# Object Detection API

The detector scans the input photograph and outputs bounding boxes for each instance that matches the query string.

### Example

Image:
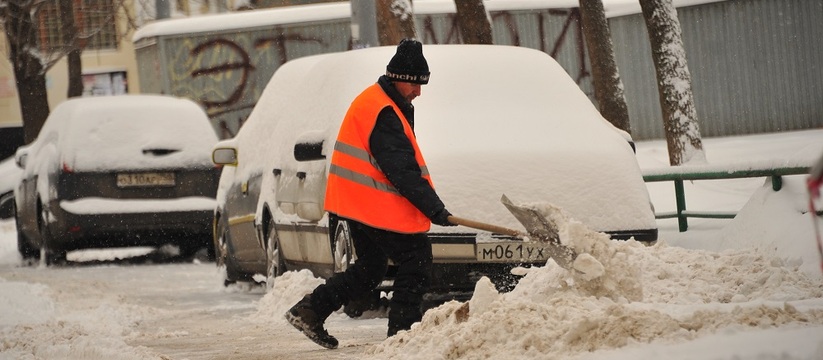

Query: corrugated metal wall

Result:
[610,0,823,139]
[416,8,596,104]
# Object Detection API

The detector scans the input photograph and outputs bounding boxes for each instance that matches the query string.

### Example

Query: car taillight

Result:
[62,162,73,173]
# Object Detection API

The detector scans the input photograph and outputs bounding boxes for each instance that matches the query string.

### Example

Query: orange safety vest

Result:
[324,83,433,233]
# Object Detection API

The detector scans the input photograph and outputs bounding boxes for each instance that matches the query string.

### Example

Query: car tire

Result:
[0,192,14,219]
[15,208,40,262]
[215,228,240,286]
[265,217,285,291]
[17,231,40,262]
[206,236,216,261]
[176,237,210,260]
[332,220,355,273]
[38,206,65,266]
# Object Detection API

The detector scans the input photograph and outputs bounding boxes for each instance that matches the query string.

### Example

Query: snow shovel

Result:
[447,194,578,271]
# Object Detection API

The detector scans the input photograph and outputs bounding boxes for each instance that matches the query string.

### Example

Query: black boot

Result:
[386,303,421,337]
[284,296,339,349]
[387,324,403,338]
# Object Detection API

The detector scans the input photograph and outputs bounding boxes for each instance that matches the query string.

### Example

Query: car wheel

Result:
[38,205,65,266]
[215,228,239,286]
[176,236,210,261]
[333,220,356,273]
[0,192,14,219]
[213,221,226,268]
[265,217,285,291]
[15,207,40,263]
[206,235,216,261]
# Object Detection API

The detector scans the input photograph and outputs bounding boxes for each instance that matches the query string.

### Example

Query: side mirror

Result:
[14,149,28,168]
[212,147,238,166]
[294,141,325,162]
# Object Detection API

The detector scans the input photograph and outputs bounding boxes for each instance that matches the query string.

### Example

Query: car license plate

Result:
[116,172,175,187]
[476,242,552,263]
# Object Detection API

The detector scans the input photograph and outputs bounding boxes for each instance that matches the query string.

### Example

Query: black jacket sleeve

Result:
[370,106,447,221]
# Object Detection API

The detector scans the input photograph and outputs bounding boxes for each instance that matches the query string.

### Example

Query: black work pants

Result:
[308,216,433,331]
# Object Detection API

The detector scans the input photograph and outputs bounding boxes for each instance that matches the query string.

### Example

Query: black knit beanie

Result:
[385,39,430,84]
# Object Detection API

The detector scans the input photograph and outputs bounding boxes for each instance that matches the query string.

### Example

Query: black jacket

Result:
[369,76,447,222]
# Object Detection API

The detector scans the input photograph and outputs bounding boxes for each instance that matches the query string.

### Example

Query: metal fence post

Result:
[674,179,688,232]
[771,175,783,191]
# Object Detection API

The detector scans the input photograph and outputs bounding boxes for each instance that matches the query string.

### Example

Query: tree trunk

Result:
[454,0,492,44]
[60,0,84,98]
[639,0,704,165]
[67,50,83,97]
[3,0,51,143]
[376,0,417,46]
[579,0,631,134]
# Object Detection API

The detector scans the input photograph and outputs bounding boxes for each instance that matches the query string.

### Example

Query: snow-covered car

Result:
[14,95,220,264]
[211,45,658,301]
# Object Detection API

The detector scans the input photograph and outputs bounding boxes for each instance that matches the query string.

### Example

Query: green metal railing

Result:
[642,166,811,232]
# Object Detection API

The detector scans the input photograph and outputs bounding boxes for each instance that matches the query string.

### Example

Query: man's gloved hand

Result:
[431,208,456,226]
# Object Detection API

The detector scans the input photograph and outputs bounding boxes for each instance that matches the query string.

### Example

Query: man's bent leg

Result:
[285,218,388,348]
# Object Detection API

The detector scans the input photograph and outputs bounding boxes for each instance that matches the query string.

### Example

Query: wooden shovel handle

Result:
[447,216,525,238]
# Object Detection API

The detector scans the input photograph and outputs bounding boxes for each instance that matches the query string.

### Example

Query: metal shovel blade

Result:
[500,194,578,271]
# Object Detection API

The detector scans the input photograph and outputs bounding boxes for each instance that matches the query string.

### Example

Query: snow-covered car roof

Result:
[29,95,218,172]
[233,44,655,233]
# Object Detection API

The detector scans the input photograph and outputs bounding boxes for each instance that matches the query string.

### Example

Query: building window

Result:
[83,71,128,96]
[37,0,119,52]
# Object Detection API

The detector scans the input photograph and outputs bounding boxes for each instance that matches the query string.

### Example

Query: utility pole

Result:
[156,0,170,19]
[351,0,379,48]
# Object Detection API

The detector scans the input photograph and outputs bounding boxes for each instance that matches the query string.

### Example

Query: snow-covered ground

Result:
[1,129,822,359]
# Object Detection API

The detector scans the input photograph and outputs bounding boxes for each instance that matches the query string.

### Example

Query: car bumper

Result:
[48,197,215,250]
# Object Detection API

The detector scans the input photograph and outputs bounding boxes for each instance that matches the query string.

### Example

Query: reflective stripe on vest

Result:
[324,83,433,233]
[331,141,430,182]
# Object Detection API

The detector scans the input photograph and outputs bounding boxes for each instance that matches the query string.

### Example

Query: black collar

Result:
[378,75,414,116]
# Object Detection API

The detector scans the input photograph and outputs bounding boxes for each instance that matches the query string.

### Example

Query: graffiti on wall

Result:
[159,9,588,138]
[162,24,351,138]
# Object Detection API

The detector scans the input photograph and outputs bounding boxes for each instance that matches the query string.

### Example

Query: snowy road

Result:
[0,251,390,359]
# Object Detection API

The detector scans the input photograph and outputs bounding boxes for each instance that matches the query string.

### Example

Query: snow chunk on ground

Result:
[251,269,325,325]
